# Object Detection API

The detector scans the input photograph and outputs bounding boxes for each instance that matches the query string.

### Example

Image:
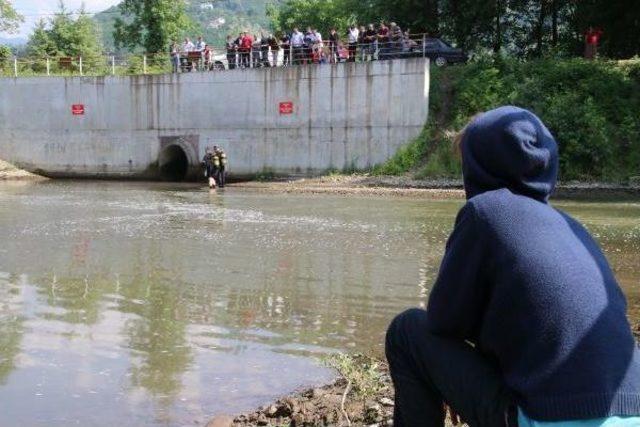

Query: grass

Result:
[325,353,387,400]
[376,57,640,183]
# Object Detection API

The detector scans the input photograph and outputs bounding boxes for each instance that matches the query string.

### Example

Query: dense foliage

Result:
[377,58,640,183]
[0,0,22,34]
[25,3,103,67]
[95,0,284,52]
[113,0,194,54]
[271,0,640,59]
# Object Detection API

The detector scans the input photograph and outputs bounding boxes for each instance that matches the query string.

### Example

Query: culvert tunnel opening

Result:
[158,145,189,181]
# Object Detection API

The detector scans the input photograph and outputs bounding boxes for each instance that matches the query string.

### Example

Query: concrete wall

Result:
[0,58,429,179]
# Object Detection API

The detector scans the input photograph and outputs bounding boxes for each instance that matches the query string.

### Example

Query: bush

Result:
[379,58,640,183]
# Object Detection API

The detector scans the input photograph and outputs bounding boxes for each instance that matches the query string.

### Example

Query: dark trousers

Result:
[205,165,217,179]
[239,51,249,68]
[261,49,270,67]
[293,47,305,65]
[385,309,517,427]
[227,53,236,70]
[348,42,357,62]
[216,167,226,187]
[283,48,290,65]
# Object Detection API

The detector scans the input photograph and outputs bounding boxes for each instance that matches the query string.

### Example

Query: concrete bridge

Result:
[0,58,429,180]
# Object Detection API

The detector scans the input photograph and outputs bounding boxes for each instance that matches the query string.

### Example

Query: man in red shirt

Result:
[239,31,253,68]
[584,27,603,60]
[378,22,390,60]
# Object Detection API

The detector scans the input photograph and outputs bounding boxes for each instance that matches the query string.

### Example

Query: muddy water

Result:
[0,181,638,426]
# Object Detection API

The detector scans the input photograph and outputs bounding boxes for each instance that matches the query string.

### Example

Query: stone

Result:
[256,413,269,426]
[267,405,278,416]
[311,388,326,399]
[379,397,394,407]
[291,413,305,426]
[205,415,234,427]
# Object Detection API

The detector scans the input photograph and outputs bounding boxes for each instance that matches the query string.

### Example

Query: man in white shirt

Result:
[183,38,195,52]
[290,28,304,65]
[347,25,359,62]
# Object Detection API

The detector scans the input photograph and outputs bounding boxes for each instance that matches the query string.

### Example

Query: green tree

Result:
[0,0,23,34]
[113,0,194,53]
[269,0,359,34]
[26,19,58,57]
[25,2,103,71]
[570,0,640,59]
[0,44,11,62]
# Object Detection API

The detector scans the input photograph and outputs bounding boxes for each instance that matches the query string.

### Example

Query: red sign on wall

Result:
[71,104,85,115]
[279,101,294,115]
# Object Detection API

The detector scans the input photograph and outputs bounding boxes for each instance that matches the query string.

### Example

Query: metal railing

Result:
[0,34,433,78]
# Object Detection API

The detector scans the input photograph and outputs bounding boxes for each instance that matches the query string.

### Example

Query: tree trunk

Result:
[536,0,546,56]
[494,0,502,53]
[429,0,440,35]
[551,0,558,46]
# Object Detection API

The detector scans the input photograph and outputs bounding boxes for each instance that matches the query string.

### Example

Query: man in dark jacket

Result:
[202,147,217,188]
[385,106,640,427]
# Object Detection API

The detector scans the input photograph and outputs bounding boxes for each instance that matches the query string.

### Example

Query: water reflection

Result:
[0,181,637,426]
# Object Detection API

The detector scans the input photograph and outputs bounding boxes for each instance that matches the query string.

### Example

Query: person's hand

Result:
[443,403,461,425]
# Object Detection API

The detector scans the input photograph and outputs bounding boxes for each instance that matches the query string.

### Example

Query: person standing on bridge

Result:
[385,106,640,427]
[347,25,359,62]
[170,41,180,73]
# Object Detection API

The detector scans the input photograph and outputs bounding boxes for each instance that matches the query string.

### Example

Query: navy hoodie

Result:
[425,106,640,420]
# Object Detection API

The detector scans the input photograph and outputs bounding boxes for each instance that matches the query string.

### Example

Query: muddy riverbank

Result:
[0,160,46,181]
[223,322,640,427]
[232,175,640,200]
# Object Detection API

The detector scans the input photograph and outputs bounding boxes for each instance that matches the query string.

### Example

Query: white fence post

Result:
[111,56,115,75]
[13,57,17,77]
[79,56,83,76]
[249,49,253,68]
[143,54,147,74]
[46,58,50,76]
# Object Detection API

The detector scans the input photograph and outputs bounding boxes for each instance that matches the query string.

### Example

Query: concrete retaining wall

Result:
[0,58,429,179]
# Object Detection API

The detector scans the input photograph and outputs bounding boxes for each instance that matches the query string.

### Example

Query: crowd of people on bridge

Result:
[170,21,421,72]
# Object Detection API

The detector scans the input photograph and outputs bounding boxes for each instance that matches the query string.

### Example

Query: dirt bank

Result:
[0,160,45,181]
[232,175,465,198]
[207,355,400,427]
[231,174,640,200]
[209,325,640,427]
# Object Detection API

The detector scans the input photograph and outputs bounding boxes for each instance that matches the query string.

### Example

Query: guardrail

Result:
[0,34,435,78]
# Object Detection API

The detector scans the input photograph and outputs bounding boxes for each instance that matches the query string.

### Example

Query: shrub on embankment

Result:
[376,58,640,183]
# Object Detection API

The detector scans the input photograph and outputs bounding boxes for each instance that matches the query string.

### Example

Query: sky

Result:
[7,0,121,38]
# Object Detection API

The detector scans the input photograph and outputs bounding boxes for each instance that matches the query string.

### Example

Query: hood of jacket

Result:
[461,106,558,202]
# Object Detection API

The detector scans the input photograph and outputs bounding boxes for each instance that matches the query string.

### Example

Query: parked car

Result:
[409,37,468,66]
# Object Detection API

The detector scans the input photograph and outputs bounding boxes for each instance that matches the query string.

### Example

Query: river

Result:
[0,181,638,426]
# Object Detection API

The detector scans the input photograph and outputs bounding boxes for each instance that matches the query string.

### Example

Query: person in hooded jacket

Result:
[385,106,640,427]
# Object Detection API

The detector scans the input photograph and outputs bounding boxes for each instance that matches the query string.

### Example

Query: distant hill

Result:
[0,36,27,47]
[94,0,283,53]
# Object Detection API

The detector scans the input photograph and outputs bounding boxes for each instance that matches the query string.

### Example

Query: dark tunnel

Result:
[158,145,189,181]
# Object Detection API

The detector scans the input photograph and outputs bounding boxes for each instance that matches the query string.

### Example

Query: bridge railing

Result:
[0,34,433,78]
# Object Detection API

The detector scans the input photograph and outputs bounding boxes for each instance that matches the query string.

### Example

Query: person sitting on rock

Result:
[385,106,640,427]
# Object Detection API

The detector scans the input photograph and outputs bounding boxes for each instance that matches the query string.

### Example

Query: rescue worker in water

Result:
[213,145,227,188]
[202,147,217,188]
